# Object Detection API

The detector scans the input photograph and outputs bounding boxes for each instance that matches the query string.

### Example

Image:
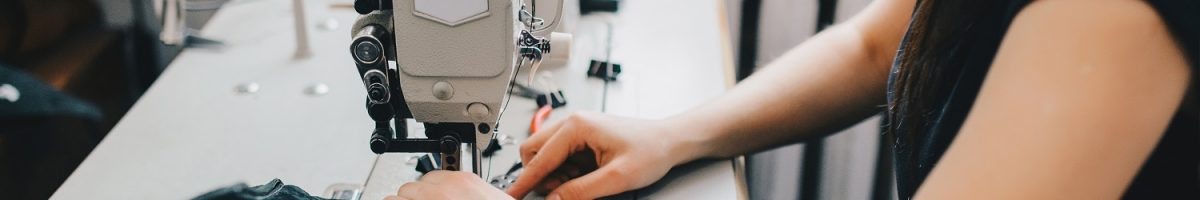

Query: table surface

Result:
[52,0,740,199]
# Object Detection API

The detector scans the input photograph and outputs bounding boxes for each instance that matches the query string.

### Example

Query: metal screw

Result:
[236,82,260,94]
[306,82,329,96]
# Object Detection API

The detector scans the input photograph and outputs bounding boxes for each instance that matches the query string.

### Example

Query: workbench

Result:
[52,0,742,199]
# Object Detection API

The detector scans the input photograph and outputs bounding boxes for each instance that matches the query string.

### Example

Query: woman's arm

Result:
[677,0,915,159]
[916,1,1191,199]
[507,1,917,199]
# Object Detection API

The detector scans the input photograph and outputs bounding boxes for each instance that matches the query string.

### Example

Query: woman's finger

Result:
[417,170,467,185]
[535,173,569,194]
[506,129,580,199]
[534,162,586,193]
[521,118,568,165]
[549,159,637,200]
[396,181,435,199]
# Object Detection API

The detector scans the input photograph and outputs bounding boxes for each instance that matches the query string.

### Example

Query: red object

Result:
[530,105,553,134]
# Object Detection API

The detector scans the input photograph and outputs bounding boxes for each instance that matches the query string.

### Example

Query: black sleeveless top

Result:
[886,1,1199,199]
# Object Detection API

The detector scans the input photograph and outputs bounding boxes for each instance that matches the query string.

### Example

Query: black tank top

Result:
[886,1,1199,199]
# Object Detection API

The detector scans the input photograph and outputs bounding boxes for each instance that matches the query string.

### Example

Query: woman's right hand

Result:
[505,111,706,200]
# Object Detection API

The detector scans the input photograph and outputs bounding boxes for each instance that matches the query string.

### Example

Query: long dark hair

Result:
[886,0,1026,196]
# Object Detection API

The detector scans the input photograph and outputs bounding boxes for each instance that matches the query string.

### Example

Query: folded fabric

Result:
[193,179,325,200]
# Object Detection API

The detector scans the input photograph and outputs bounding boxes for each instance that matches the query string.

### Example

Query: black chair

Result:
[0,65,104,200]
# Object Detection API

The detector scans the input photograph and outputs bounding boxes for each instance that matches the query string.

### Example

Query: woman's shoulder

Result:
[1018,0,1198,57]
[1018,0,1170,32]
[1009,0,1191,69]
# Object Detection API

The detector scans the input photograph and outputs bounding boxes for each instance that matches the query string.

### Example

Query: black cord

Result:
[600,22,614,112]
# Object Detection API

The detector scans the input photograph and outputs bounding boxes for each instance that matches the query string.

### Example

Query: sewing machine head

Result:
[348,0,569,175]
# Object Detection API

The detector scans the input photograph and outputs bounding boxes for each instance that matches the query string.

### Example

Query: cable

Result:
[485,154,493,179]
[600,21,614,112]
[362,154,383,187]
[497,56,528,129]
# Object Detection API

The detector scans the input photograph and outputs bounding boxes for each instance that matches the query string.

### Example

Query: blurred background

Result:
[0,0,223,198]
[0,0,889,199]
[725,1,887,200]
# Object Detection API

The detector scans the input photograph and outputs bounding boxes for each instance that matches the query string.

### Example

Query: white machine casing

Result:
[390,0,562,150]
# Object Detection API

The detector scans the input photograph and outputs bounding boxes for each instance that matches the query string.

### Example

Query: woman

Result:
[389,0,1198,199]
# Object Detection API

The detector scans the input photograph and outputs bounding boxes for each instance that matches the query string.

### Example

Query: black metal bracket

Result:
[586,59,621,81]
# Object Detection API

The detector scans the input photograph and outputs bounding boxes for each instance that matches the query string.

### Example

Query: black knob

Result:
[351,25,389,69]
[370,137,387,154]
[367,85,387,101]
[366,100,394,121]
[439,136,459,154]
[354,40,382,64]
[354,0,392,14]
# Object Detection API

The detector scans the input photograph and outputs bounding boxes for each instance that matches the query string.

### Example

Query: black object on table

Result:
[193,179,324,200]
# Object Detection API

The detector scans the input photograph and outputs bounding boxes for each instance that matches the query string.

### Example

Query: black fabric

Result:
[1123,1,1200,199]
[1,64,105,199]
[193,179,326,200]
[886,1,1200,199]
[0,66,101,120]
[1,0,26,57]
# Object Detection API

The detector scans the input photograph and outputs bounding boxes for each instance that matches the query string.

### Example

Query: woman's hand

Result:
[386,170,513,200]
[506,111,704,200]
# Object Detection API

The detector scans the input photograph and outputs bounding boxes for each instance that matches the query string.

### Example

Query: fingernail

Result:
[548,194,561,200]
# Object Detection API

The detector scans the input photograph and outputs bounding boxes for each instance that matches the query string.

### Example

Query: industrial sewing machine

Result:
[348,0,570,176]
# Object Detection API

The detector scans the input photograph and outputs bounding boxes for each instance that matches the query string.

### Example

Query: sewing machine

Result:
[52,0,740,199]
[348,0,570,175]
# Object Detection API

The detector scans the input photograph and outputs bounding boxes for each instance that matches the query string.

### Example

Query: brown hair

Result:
[887,0,1025,194]
[888,0,956,148]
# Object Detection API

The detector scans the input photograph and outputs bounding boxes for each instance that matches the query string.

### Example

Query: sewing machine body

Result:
[350,0,566,175]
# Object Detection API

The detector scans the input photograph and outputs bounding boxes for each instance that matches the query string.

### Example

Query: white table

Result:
[53,0,741,199]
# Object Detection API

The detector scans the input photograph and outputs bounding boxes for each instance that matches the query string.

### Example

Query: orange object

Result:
[530,105,553,134]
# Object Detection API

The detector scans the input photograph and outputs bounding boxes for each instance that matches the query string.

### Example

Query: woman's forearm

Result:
[672,26,886,159]
[667,0,914,160]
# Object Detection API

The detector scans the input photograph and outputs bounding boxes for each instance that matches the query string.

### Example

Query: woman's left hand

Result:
[385,170,514,200]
